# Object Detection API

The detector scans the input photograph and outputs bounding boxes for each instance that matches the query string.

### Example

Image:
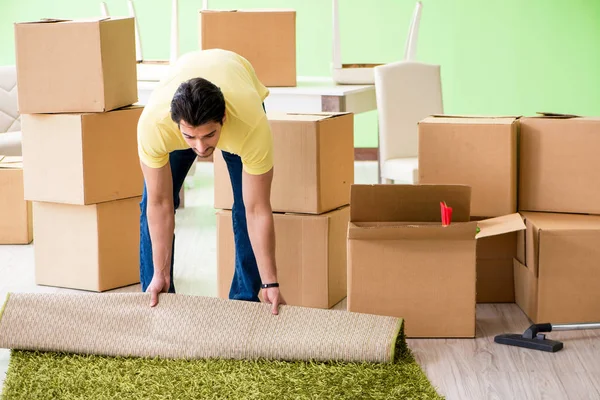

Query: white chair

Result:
[374,61,443,184]
[0,65,22,156]
[373,1,443,184]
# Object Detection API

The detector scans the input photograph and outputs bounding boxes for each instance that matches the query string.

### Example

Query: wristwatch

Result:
[261,282,279,289]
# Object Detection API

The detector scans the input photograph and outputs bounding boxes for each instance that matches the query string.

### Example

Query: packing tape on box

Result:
[0,292,403,363]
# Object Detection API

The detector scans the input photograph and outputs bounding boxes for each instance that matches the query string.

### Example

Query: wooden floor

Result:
[1,162,599,400]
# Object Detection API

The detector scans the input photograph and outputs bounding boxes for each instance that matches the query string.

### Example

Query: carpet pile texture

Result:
[0,293,443,399]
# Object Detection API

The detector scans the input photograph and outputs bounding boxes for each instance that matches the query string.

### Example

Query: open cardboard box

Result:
[347,184,525,338]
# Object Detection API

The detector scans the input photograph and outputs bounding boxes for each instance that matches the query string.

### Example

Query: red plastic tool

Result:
[440,202,453,226]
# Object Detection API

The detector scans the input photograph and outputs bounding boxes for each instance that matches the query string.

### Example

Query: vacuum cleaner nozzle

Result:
[494,333,563,352]
[495,323,563,352]
[496,321,600,352]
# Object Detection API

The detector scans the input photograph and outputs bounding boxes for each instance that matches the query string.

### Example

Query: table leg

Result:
[321,95,346,112]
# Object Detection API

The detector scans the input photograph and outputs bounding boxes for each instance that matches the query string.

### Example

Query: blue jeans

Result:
[139,149,262,302]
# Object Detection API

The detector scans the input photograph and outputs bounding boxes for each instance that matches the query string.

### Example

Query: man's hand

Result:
[146,273,170,307]
[262,287,286,315]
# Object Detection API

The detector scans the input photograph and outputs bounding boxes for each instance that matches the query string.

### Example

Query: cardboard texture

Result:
[217,206,349,309]
[214,112,354,214]
[515,211,600,324]
[0,156,32,244]
[33,197,141,292]
[519,116,600,214]
[199,10,296,87]
[418,116,518,217]
[21,106,144,205]
[475,226,518,303]
[14,17,138,113]
[347,184,525,338]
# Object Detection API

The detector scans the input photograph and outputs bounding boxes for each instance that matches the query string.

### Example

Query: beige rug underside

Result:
[0,293,402,363]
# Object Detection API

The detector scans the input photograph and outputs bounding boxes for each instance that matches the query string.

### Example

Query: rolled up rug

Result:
[0,292,402,363]
[0,292,443,399]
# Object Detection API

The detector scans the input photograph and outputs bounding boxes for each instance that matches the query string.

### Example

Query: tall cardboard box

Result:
[21,106,144,205]
[199,10,296,87]
[33,197,141,292]
[0,156,32,244]
[347,184,525,338]
[514,211,600,324]
[214,112,354,214]
[418,116,518,218]
[14,17,138,113]
[217,206,349,309]
[519,115,600,214]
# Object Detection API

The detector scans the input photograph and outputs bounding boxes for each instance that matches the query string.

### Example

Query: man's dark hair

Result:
[170,78,226,127]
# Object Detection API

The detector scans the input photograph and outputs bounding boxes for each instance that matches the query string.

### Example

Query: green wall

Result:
[2,0,600,147]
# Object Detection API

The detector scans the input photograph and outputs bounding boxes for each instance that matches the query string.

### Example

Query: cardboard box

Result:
[21,106,144,205]
[217,206,349,309]
[199,10,296,87]
[214,112,354,214]
[418,116,518,218]
[33,197,141,292]
[519,115,600,214]
[514,211,600,324]
[0,156,32,244]
[347,184,525,338]
[476,231,517,303]
[14,17,137,113]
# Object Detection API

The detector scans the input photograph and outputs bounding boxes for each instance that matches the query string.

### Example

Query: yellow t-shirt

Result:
[137,49,273,175]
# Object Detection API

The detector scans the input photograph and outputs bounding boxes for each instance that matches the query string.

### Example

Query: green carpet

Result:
[2,325,443,400]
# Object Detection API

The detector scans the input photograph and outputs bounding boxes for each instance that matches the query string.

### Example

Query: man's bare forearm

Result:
[147,201,174,277]
[246,207,278,284]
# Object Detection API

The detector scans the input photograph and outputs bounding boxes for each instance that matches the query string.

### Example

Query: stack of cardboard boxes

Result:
[15,17,143,292]
[345,115,527,338]
[414,113,600,327]
[515,115,600,324]
[418,116,520,303]
[214,112,355,309]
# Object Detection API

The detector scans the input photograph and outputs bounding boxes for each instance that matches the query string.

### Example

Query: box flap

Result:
[519,211,600,230]
[348,221,477,240]
[0,156,23,169]
[115,104,145,112]
[429,114,521,119]
[421,115,520,125]
[475,213,525,239]
[17,17,111,25]
[201,9,295,13]
[350,184,471,223]
[16,18,71,24]
[267,112,349,122]
[535,112,581,119]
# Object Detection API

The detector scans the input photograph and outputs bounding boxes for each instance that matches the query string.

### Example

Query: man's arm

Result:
[242,167,285,314]
[141,161,175,307]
